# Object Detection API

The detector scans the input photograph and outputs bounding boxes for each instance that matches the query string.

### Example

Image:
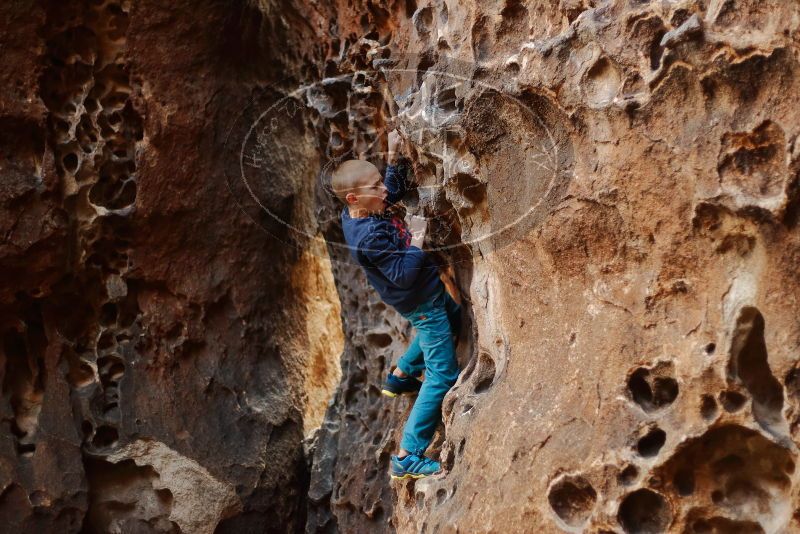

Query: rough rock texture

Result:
[3,0,800,533]
[0,0,343,532]
[303,1,800,533]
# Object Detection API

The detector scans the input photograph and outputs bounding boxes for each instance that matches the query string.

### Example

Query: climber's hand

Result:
[388,130,403,163]
[406,214,427,248]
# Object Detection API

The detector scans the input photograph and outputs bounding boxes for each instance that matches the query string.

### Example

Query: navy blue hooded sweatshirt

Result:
[341,162,443,314]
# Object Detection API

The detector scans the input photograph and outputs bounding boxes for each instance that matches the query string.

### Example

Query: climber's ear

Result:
[345,191,359,205]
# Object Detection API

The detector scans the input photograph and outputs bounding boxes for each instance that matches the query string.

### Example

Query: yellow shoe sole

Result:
[382,389,419,398]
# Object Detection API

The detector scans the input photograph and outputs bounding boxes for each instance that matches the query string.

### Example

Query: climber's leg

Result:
[397,291,460,378]
[399,291,459,456]
[396,334,425,378]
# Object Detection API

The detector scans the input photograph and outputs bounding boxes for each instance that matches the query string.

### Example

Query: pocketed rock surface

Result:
[2,0,800,533]
[0,1,343,532]
[306,1,800,533]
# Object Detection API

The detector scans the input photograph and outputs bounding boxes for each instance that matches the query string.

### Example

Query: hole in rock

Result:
[655,425,793,530]
[413,6,433,36]
[673,469,695,496]
[84,97,99,113]
[471,16,491,63]
[102,362,125,385]
[727,307,783,432]
[117,179,137,205]
[711,453,744,475]
[372,505,384,523]
[547,476,597,528]
[498,0,528,46]
[618,489,672,534]
[62,152,79,173]
[54,118,70,134]
[155,488,173,506]
[719,390,746,412]
[473,352,496,394]
[435,86,460,115]
[637,427,666,457]
[96,113,115,137]
[705,343,716,355]
[3,326,44,456]
[106,3,125,16]
[785,365,800,400]
[81,420,94,438]
[670,9,691,27]
[17,442,35,456]
[96,331,116,352]
[649,31,666,70]
[416,490,425,510]
[9,420,25,438]
[451,172,487,207]
[627,363,678,412]
[103,405,121,423]
[91,425,119,448]
[689,516,764,533]
[100,303,118,325]
[69,360,96,388]
[415,50,436,88]
[365,332,392,348]
[618,464,639,486]
[100,91,129,110]
[700,394,718,420]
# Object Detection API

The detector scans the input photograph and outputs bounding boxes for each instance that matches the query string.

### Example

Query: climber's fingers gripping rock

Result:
[387,128,405,163]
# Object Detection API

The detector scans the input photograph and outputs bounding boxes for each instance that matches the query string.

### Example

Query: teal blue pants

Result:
[396,289,461,456]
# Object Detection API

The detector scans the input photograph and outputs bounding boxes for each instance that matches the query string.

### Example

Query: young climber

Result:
[331,130,461,479]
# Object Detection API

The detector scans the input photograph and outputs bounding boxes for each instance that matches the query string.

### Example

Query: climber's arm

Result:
[384,130,412,204]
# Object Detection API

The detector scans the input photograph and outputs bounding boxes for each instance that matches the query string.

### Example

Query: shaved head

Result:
[331,159,380,202]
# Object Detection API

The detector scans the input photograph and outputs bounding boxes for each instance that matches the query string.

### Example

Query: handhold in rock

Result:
[660,14,703,48]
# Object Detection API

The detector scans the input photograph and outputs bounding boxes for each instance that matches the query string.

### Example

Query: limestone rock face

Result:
[304,1,800,533]
[3,0,800,533]
[0,0,342,532]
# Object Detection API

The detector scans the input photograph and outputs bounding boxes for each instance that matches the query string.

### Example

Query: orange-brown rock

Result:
[305,1,800,533]
[2,0,799,533]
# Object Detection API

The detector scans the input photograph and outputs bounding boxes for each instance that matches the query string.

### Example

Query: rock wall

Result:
[304,1,800,533]
[0,0,343,532]
[2,0,800,533]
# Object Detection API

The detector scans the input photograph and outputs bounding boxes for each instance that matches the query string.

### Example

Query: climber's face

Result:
[346,168,388,215]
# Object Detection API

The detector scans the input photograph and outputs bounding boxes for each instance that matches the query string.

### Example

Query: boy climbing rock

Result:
[331,130,461,479]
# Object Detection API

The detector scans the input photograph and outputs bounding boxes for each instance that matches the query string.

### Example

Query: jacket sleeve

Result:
[360,228,427,289]
[384,158,412,205]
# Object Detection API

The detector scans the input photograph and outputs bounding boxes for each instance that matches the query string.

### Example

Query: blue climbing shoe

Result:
[381,372,422,398]
[390,454,441,479]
